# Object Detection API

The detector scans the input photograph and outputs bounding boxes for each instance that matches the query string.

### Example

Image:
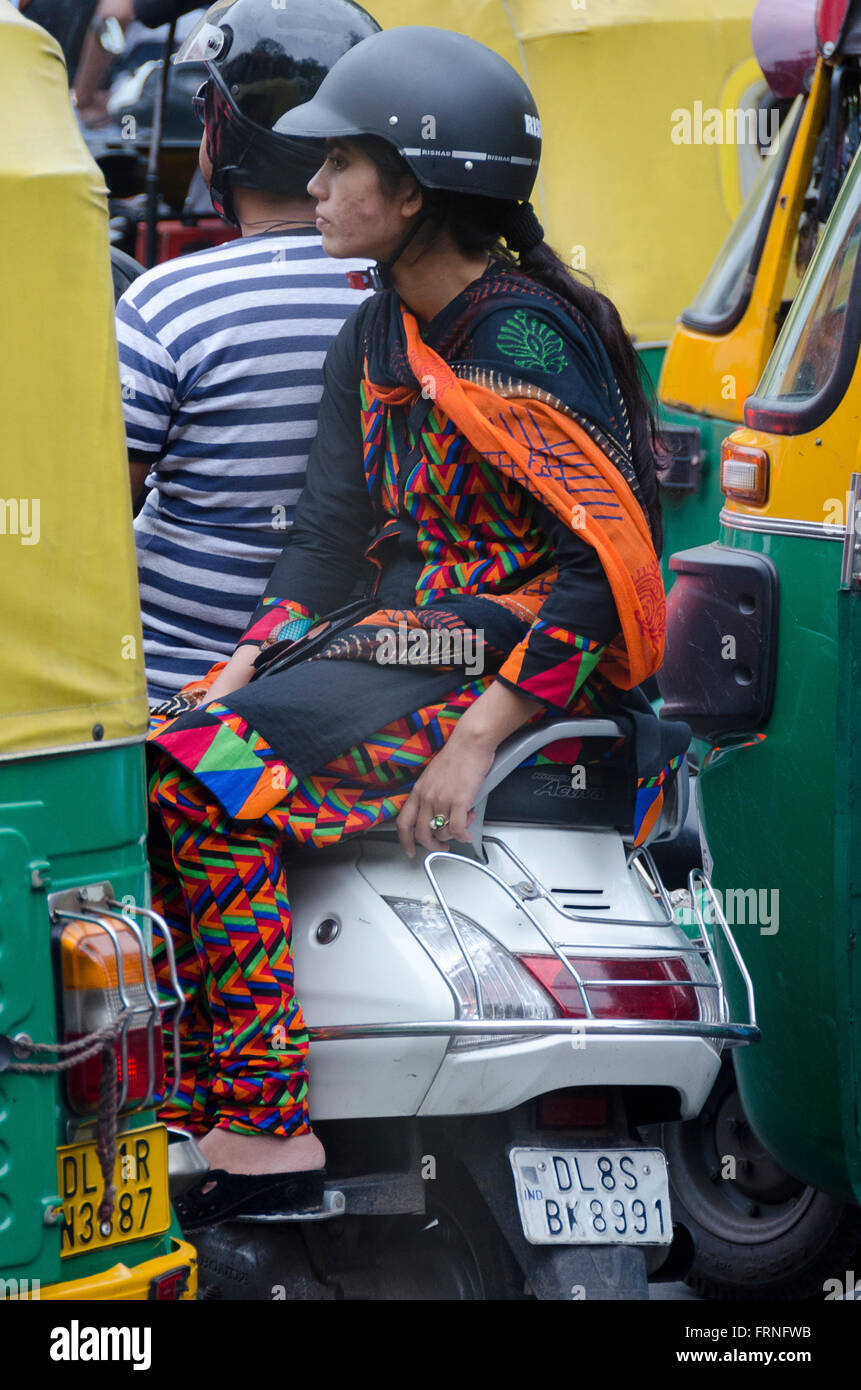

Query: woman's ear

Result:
[399,180,425,223]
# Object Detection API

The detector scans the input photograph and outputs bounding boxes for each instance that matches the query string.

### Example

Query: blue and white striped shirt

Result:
[115,231,371,702]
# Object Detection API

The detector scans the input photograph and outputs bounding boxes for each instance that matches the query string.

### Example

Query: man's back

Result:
[116,231,371,702]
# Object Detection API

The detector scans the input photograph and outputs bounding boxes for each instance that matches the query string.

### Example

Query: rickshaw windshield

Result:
[682,96,802,334]
[748,143,861,431]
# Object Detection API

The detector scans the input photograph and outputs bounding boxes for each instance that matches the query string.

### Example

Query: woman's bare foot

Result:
[198,1126,325,1176]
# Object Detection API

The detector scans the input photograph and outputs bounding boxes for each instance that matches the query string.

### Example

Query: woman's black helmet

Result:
[175,0,380,225]
[273,25,542,204]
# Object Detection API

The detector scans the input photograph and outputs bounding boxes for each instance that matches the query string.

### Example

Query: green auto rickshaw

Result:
[658,5,861,1297]
[0,1,195,1301]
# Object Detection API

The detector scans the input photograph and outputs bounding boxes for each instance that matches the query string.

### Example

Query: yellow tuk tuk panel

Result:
[0,6,148,759]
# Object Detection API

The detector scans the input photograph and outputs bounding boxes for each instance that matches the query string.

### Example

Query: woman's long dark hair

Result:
[357,134,665,555]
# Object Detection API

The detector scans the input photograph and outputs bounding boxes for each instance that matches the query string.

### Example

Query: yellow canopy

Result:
[371,0,763,341]
[0,1,148,759]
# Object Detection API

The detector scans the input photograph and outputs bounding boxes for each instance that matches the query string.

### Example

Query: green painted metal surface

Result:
[0,742,175,1289]
[698,525,854,1199]
[834,586,861,1207]
[657,406,736,594]
[635,344,734,601]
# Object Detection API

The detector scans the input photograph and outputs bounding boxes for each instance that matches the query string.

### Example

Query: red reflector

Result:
[345,268,375,290]
[519,956,699,1022]
[67,1026,165,1111]
[148,1267,189,1301]
[539,1089,609,1128]
[816,0,852,47]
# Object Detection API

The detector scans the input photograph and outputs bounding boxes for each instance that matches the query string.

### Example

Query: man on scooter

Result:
[115,0,380,705]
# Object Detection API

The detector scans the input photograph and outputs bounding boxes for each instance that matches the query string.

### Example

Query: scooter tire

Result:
[419,1162,529,1301]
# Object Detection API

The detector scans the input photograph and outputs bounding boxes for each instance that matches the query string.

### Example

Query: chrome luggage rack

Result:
[47,881,184,1118]
[307,837,759,1047]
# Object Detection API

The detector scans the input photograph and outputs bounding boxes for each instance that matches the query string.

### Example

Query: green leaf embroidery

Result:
[496,309,567,375]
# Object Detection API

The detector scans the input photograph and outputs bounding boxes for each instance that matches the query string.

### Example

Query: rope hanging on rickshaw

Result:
[2,1010,133,1230]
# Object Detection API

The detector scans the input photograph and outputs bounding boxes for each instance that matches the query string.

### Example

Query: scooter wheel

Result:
[410,1162,528,1301]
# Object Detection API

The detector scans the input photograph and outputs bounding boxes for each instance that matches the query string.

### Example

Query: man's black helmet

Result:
[175,0,380,225]
[273,26,542,204]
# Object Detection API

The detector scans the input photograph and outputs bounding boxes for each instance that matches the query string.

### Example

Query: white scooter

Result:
[166,714,758,1301]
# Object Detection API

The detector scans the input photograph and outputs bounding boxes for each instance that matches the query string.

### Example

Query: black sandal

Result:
[174,1167,326,1233]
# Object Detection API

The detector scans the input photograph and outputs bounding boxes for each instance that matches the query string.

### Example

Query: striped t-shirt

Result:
[115,231,371,702]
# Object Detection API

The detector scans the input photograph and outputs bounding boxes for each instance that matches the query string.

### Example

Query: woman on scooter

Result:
[151,25,677,1230]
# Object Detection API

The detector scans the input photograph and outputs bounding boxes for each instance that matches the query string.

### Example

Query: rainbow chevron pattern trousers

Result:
[148,679,491,1135]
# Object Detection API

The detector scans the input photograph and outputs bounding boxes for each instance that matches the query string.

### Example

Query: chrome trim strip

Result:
[840,472,861,589]
[719,508,846,540]
[307,1019,759,1044]
[0,732,146,764]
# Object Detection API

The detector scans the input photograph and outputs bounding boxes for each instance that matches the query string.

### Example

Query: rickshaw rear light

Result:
[59,918,164,1114]
[720,440,770,505]
[148,1267,190,1301]
[816,0,853,49]
[519,955,700,1022]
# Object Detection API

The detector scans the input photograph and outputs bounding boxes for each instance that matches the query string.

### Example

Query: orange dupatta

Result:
[400,307,665,690]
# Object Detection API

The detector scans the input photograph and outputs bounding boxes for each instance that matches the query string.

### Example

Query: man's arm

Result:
[72,0,135,120]
[115,290,178,503]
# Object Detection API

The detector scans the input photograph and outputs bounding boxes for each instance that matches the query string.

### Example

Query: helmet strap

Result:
[375,210,433,290]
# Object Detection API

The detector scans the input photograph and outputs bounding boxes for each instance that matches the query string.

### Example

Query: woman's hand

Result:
[397,680,543,858]
[397,728,496,858]
[201,645,260,706]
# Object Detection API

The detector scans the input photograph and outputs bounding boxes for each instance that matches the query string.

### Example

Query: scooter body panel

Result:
[289,824,723,1124]
[287,847,452,1120]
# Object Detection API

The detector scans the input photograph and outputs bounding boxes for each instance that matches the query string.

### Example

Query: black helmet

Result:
[273,25,542,204]
[175,0,380,225]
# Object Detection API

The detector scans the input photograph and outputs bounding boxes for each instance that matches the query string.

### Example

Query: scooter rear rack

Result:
[306,838,759,1047]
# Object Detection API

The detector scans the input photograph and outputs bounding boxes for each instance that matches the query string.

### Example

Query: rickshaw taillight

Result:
[816,0,853,49]
[59,918,164,1114]
[720,440,770,506]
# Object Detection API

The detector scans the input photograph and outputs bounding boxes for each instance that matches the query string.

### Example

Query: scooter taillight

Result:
[59,918,164,1114]
[518,956,700,1022]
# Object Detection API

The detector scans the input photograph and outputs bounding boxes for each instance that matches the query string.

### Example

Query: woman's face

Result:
[308,140,422,261]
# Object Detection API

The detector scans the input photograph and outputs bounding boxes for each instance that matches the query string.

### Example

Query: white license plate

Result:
[509,1146,672,1246]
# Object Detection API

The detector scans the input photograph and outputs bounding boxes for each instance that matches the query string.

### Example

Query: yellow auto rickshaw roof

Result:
[0,2,147,760]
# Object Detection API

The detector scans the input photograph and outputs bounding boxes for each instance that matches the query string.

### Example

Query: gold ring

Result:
[430,814,449,831]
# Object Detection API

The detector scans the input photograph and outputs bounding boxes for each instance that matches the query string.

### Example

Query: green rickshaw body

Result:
[0,3,193,1299]
[660,135,861,1203]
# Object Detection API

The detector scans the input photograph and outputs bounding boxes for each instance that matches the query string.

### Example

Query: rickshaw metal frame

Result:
[47,883,184,1122]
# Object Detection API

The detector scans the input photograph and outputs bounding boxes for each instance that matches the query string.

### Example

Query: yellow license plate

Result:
[57,1123,170,1259]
